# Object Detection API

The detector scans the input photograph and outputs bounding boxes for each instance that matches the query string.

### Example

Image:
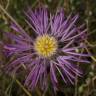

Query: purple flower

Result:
[3,7,89,91]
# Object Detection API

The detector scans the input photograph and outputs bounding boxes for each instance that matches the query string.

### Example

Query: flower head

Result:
[3,7,89,91]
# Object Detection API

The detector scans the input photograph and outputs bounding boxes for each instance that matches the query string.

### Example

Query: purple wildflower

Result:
[3,7,89,91]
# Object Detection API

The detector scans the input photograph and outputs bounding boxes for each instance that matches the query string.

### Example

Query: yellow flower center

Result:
[34,34,58,58]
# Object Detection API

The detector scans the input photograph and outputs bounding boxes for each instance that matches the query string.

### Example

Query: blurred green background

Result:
[0,0,96,96]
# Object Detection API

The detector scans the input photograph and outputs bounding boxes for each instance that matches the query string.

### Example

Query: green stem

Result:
[16,79,32,96]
